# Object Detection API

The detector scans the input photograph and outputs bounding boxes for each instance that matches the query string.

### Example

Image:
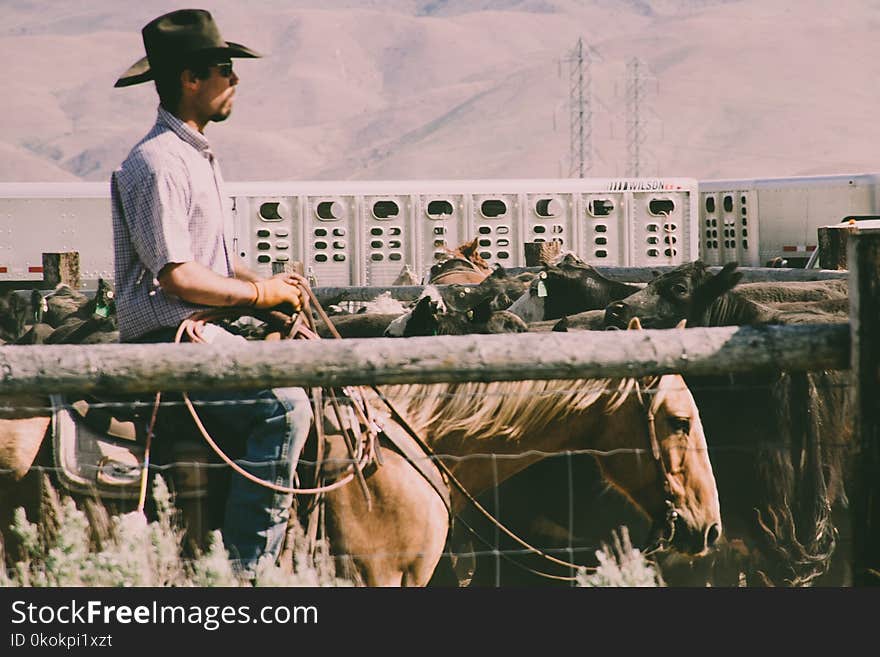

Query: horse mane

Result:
[380,377,639,444]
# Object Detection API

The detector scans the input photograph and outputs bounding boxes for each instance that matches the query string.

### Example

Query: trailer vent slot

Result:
[536,198,562,217]
[588,199,614,217]
[649,199,675,216]
[480,200,507,218]
[427,200,454,218]
[259,202,283,221]
[372,201,400,219]
[316,201,345,221]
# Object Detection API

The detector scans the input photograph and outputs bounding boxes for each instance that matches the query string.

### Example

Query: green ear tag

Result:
[537,280,548,297]
[94,304,110,318]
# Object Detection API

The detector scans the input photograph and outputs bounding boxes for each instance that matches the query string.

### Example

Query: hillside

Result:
[2,0,878,183]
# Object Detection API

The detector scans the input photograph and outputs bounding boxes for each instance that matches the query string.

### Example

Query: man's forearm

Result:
[233,257,262,283]
[158,261,256,307]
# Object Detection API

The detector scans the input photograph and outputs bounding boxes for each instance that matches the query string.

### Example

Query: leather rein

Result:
[136,293,381,511]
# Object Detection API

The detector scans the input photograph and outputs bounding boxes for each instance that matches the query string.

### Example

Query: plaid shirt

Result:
[112,106,235,341]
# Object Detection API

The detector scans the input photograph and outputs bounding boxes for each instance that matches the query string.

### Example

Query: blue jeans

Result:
[141,326,313,575]
[215,386,312,574]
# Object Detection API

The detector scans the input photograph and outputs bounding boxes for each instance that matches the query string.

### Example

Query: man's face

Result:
[192,60,238,124]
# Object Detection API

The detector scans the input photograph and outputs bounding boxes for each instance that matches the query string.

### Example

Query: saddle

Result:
[47,387,394,503]
[49,393,209,502]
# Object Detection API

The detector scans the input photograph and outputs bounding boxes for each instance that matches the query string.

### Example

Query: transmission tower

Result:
[625,57,649,177]
[566,37,594,178]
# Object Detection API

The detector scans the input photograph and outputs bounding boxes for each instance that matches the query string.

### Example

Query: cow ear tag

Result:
[537,280,548,297]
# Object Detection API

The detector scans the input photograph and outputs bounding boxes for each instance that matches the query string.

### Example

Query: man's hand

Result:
[250,273,308,310]
[158,262,311,310]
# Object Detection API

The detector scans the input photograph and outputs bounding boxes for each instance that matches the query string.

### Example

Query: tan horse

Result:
[318,369,722,586]
[0,394,53,562]
[0,371,721,587]
[0,329,721,587]
[426,237,493,285]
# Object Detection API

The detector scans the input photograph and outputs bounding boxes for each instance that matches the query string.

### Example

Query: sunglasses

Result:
[214,62,234,78]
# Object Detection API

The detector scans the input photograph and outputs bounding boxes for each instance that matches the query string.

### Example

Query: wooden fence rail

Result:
[0,324,849,396]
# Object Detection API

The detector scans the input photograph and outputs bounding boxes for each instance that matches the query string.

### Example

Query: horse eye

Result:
[669,417,690,434]
[671,283,688,297]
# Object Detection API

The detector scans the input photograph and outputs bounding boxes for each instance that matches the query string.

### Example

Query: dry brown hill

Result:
[2,1,878,183]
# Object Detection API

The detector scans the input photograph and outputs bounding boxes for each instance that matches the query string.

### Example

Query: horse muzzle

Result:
[646,507,722,558]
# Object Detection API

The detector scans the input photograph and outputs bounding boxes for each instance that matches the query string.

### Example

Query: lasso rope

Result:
[135,296,373,511]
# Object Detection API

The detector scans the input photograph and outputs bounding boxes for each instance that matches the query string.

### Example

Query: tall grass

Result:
[2,478,663,588]
[577,527,665,587]
[1,476,350,587]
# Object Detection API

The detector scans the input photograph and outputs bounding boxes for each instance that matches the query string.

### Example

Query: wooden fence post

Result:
[524,240,562,267]
[850,231,880,586]
[42,252,81,289]
[818,225,854,270]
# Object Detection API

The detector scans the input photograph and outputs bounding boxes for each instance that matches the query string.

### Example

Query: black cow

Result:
[603,261,847,329]
[507,253,640,323]
[385,265,535,337]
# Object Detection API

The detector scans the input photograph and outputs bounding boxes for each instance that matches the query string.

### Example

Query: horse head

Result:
[424,238,493,285]
[594,317,723,557]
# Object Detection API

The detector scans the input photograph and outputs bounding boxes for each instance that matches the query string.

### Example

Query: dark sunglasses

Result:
[214,62,234,78]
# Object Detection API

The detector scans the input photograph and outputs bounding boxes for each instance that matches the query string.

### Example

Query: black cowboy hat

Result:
[114,9,261,88]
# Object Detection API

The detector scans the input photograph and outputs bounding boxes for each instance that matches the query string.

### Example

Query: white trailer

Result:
[0,177,699,288]
[8,172,875,289]
[698,173,880,267]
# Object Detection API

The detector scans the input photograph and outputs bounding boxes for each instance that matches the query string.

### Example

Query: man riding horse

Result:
[112,9,312,578]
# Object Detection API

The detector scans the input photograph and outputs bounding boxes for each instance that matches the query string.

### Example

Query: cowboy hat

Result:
[114,9,261,88]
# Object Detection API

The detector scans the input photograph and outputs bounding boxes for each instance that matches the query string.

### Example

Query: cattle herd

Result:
[0,250,855,586]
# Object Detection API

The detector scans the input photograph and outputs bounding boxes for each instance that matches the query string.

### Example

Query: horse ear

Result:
[627,317,643,330]
[490,264,508,278]
[716,262,743,290]
[675,319,687,329]
[460,237,479,257]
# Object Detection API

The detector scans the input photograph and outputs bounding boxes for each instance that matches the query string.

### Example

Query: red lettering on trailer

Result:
[28,266,43,273]
[782,246,798,252]
[0,267,7,273]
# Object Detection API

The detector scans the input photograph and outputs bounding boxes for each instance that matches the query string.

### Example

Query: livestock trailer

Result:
[1,172,877,289]
[698,172,880,267]
[0,178,699,288]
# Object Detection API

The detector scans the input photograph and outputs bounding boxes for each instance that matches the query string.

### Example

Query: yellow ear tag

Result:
[537,280,548,297]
